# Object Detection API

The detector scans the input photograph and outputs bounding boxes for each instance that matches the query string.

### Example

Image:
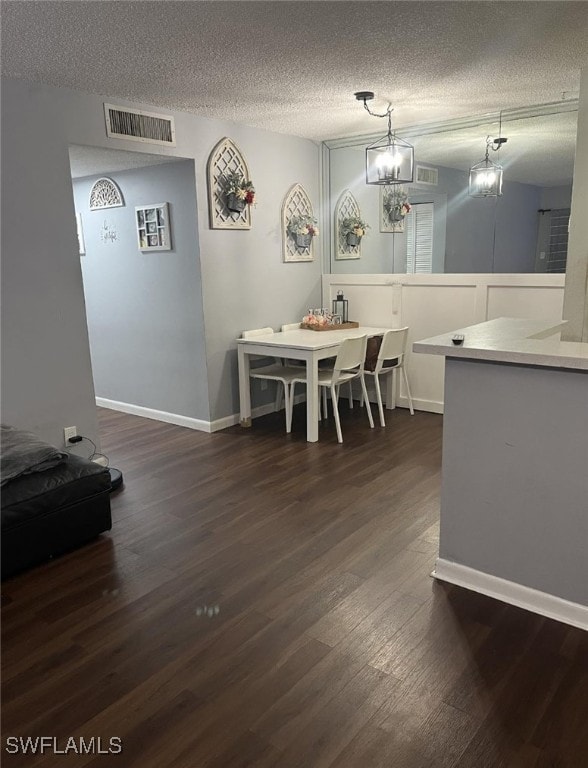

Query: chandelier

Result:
[469,112,507,198]
[354,91,414,185]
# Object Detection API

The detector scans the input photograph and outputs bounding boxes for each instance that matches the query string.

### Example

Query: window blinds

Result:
[406,202,434,273]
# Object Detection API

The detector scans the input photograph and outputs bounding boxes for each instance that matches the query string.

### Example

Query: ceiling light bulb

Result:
[376,150,401,181]
[477,171,496,189]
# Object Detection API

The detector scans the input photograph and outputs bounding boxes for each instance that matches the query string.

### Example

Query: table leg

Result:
[238,345,252,427]
[306,355,320,442]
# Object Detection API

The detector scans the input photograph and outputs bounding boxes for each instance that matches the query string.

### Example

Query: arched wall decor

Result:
[207,137,252,230]
[335,189,362,260]
[89,177,124,210]
[380,185,410,233]
[281,183,315,263]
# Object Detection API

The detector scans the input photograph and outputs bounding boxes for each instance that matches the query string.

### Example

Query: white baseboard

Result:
[96,397,213,432]
[96,392,440,435]
[353,384,443,415]
[396,396,443,414]
[209,392,311,432]
[96,397,297,434]
[432,558,588,631]
[209,401,278,432]
[209,413,240,432]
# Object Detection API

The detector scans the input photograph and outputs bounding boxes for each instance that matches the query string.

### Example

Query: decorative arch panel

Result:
[281,183,315,263]
[89,177,124,210]
[335,189,362,260]
[207,137,252,229]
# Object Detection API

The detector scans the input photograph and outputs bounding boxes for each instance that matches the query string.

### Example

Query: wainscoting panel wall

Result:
[486,284,566,322]
[401,283,478,411]
[323,274,565,413]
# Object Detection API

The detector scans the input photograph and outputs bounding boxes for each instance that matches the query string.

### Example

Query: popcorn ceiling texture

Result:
[68,145,185,179]
[2,1,587,141]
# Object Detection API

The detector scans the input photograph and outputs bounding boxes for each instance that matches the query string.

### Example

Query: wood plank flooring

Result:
[2,404,587,767]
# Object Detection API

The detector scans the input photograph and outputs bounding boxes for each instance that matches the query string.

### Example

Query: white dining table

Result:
[237,326,392,442]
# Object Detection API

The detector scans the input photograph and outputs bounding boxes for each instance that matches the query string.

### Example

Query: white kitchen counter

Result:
[412,316,588,630]
[413,317,588,370]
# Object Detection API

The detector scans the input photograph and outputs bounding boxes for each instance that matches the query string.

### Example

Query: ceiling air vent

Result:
[416,165,438,186]
[104,103,176,147]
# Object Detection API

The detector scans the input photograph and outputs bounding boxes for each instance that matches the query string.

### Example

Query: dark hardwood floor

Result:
[2,404,587,767]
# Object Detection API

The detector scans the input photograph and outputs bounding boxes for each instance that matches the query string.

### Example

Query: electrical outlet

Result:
[64,426,77,444]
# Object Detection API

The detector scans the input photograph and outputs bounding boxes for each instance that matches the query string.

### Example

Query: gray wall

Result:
[329,147,541,274]
[1,78,322,444]
[440,358,588,606]
[73,161,210,420]
[490,178,541,273]
[443,166,541,273]
[1,80,98,447]
[540,185,572,210]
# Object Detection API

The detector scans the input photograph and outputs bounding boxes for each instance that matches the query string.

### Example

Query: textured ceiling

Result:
[2,1,587,141]
[68,145,187,179]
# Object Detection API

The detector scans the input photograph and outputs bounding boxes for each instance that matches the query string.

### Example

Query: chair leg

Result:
[348,381,353,409]
[318,385,322,421]
[283,383,292,433]
[287,382,295,432]
[331,384,343,443]
[322,387,328,419]
[359,374,374,428]
[402,366,415,415]
[274,381,283,412]
[317,384,324,423]
[374,374,386,427]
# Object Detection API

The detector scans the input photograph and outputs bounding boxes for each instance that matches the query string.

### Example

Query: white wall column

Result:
[563,66,588,342]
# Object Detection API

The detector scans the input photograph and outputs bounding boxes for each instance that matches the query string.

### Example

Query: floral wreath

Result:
[341,215,370,238]
[383,187,411,219]
[224,171,256,206]
[287,214,319,238]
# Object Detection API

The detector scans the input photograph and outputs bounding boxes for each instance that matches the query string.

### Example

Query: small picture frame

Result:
[135,203,171,251]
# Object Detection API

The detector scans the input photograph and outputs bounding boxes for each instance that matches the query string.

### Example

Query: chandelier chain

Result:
[361,100,394,137]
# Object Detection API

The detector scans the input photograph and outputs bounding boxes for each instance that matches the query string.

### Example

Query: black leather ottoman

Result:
[1,454,112,579]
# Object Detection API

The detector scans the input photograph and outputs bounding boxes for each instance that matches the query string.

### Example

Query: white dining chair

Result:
[284,322,354,416]
[241,327,303,433]
[281,323,353,421]
[281,322,327,419]
[289,335,374,443]
[361,327,414,426]
[280,323,306,368]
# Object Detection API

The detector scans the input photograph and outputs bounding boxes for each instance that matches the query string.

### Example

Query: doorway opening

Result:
[68,144,207,458]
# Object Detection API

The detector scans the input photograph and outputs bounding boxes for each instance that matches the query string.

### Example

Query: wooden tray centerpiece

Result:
[300,321,359,332]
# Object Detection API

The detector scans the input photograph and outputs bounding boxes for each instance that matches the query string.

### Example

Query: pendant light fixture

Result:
[469,114,508,198]
[355,91,414,185]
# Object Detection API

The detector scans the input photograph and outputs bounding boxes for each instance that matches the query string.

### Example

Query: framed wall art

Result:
[135,203,171,251]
